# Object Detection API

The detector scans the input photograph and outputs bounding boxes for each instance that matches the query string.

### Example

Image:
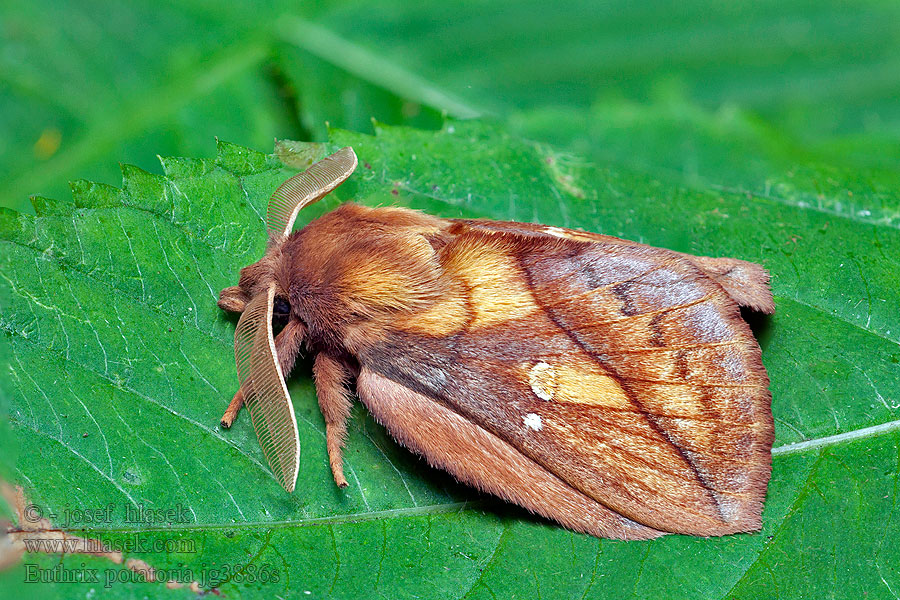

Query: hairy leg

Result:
[313,353,353,488]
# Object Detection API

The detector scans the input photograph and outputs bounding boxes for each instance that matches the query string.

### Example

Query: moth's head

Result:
[217,253,282,314]
[216,147,359,494]
[217,146,359,316]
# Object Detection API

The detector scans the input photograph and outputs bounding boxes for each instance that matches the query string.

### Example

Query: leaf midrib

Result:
[19,501,481,534]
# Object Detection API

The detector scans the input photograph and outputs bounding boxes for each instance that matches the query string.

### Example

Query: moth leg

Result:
[220,389,245,429]
[220,318,306,428]
[313,353,352,488]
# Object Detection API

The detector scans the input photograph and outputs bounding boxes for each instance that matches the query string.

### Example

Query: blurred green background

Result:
[4,0,900,213]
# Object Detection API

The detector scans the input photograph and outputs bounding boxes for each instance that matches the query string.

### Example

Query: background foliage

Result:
[1,1,899,598]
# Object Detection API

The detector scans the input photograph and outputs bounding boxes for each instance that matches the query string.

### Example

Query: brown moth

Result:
[217,147,775,540]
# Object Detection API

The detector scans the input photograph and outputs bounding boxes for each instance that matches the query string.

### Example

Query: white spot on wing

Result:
[528,361,556,401]
[523,413,543,431]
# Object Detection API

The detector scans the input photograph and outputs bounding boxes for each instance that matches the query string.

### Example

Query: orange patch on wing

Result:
[396,292,470,336]
[444,238,538,329]
[522,355,632,410]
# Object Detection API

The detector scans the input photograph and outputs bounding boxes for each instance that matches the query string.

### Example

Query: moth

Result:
[217,147,775,540]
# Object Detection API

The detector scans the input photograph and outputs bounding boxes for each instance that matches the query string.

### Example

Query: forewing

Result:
[359,226,774,536]
[234,284,300,491]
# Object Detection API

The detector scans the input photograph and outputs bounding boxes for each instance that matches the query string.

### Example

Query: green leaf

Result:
[0,1,297,212]
[2,121,898,599]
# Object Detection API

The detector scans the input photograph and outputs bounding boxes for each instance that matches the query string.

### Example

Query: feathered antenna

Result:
[266,146,358,245]
[233,284,300,491]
